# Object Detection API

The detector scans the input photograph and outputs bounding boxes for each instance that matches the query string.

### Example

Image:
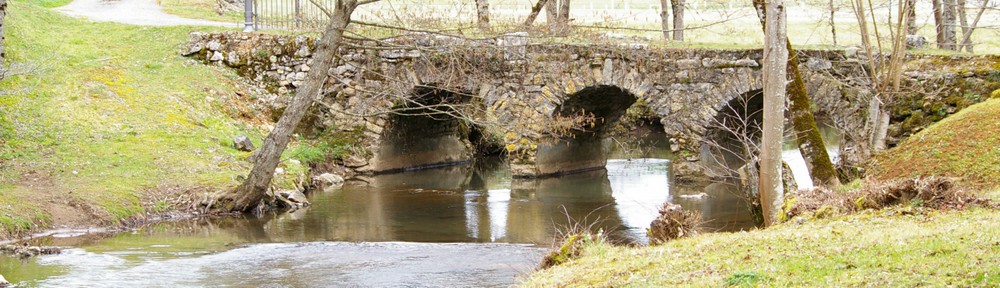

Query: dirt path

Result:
[56,0,236,27]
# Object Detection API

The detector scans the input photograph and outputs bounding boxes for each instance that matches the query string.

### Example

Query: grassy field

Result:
[0,0,279,237]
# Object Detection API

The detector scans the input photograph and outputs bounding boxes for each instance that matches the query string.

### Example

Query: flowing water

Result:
[1,125,841,287]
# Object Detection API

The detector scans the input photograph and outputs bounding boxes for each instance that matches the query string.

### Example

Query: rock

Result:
[210,51,224,62]
[184,43,204,56]
[844,46,860,58]
[314,173,345,187]
[805,58,833,71]
[277,189,310,206]
[206,40,223,51]
[671,161,709,184]
[233,135,254,152]
[226,52,241,66]
[905,35,926,49]
[0,274,8,288]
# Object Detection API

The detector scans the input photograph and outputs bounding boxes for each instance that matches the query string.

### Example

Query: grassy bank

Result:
[872,98,1000,190]
[522,92,1000,287]
[523,207,999,287]
[0,0,267,238]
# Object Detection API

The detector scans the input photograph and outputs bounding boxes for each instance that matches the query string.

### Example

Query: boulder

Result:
[233,135,254,152]
[314,173,345,188]
[905,35,926,49]
[277,189,310,207]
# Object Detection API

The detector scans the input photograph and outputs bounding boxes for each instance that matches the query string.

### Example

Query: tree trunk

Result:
[959,0,990,53]
[659,0,671,40]
[955,0,969,51]
[1,0,6,66]
[905,0,917,35]
[941,0,957,50]
[545,0,558,27]
[475,0,490,32]
[760,0,788,227]
[755,0,841,187]
[932,0,946,49]
[558,0,571,26]
[524,0,550,27]
[829,0,838,46]
[670,0,684,41]
[218,0,359,212]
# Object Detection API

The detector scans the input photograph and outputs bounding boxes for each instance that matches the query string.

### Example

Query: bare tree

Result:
[942,0,958,50]
[524,0,551,28]
[558,0,571,27]
[670,0,684,41]
[932,0,946,48]
[905,0,917,35]
[659,0,671,40]
[760,0,788,227]
[829,0,839,46]
[475,0,490,32]
[753,0,841,187]
[212,0,376,213]
[957,0,992,52]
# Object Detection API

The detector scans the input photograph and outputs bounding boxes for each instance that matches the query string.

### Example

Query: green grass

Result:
[0,0,261,236]
[158,0,243,23]
[871,98,1000,189]
[522,207,1000,287]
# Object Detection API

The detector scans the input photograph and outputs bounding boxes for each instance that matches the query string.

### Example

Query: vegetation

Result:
[0,0,334,237]
[871,98,1000,189]
[523,88,1000,287]
[522,207,999,287]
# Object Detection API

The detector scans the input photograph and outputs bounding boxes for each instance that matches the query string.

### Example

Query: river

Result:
[0,124,841,287]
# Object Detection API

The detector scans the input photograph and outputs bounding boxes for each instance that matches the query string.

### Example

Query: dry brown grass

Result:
[784,177,994,220]
[647,203,702,245]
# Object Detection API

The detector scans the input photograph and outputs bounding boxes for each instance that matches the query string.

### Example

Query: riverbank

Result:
[522,98,1000,286]
[0,0,279,239]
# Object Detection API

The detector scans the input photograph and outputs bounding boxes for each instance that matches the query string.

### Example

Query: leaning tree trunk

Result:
[475,0,490,32]
[670,0,684,41]
[958,0,989,53]
[216,0,359,212]
[524,0,550,27]
[760,0,788,227]
[659,0,671,40]
[754,0,840,187]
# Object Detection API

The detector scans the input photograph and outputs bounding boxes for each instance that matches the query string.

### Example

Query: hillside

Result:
[0,0,267,238]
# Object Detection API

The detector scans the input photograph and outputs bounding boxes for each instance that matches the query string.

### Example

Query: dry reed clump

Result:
[783,177,994,220]
[647,203,702,245]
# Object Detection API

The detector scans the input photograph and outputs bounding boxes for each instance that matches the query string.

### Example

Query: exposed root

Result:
[647,203,702,245]
[784,177,995,221]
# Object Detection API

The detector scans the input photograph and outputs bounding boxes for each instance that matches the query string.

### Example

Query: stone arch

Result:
[700,88,764,178]
[513,85,638,177]
[368,86,473,173]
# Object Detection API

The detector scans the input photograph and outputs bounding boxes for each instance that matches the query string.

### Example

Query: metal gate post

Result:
[243,0,255,32]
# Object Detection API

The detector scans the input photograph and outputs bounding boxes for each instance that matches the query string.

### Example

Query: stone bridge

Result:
[184,32,1000,180]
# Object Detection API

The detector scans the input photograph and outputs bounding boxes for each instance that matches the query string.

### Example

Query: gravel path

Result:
[56,0,237,27]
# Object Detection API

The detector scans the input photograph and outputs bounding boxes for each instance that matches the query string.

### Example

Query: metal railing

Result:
[249,0,336,32]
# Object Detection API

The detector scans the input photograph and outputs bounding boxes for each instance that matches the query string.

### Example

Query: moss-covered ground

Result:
[0,0,317,238]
